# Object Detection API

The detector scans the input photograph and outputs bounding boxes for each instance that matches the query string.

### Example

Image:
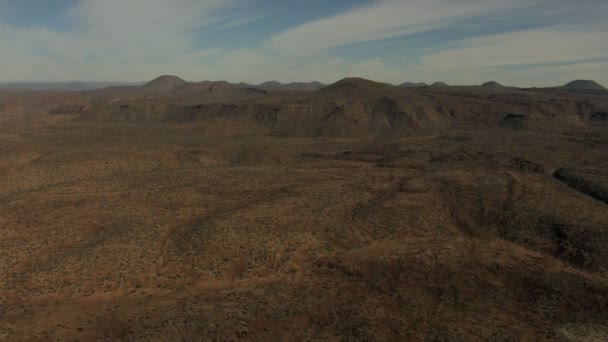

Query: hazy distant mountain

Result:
[429,82,449,87]
[0,81,142,91]
[144,75,188,91]
[481,81,503,88]
[258,81,324,91]
[399,82,428,88]
[562,80,606,91]
[197,80,236,88]
[258,81,283,88]
[320,77,395,96]
[233,82,252,88]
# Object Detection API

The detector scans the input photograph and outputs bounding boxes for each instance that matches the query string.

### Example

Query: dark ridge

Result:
[500,113,529,129]
[258,81,324,91]
[321,77,393,92]
[562,80,606,91]
[482,81,503,87]
[399,82,428,88]
[590,112,608,123]
[553,169,608,204]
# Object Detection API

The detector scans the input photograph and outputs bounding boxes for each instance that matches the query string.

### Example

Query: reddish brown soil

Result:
[0,80,607,341]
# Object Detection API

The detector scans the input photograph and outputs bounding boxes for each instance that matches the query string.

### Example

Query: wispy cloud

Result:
[214,4,279,31]
[422,28,608,69]
[0,0,269,81]
[267,0,533,56]
[0,0,607,85]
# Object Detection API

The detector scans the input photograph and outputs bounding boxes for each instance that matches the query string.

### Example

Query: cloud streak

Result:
[0,0,607,86]
[0,0,268,81]
[422,28,608,69]
[267,0,533,56]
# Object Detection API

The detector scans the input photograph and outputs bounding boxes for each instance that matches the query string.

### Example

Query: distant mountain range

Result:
[0,78,326,92]
[1,76,606,92]
[0,81,144,91]
[258,81,325,91]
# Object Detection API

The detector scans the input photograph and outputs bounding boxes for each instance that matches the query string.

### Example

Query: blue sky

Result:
[0,0,607,86]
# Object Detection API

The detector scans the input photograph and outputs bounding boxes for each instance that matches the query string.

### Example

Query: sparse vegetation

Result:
[0,77,607,341]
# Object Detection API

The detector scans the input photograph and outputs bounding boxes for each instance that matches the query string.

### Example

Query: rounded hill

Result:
[144,75,188,91]
[482,81,503,87]
[320,77,394,96]
[562,80,606,91]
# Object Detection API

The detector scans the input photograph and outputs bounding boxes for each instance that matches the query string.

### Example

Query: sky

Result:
[0,0,607,86]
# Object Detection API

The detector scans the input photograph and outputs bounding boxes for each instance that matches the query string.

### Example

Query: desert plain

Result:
[0,76,607,341]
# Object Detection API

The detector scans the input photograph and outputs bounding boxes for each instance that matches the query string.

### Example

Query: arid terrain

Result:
[1,76,607,341]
